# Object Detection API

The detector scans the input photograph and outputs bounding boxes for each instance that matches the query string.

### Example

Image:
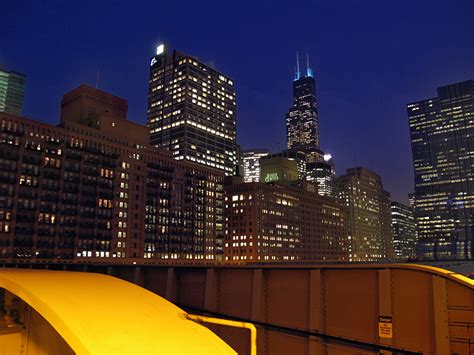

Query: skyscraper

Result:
[284,52,336,196]
[235,144,244,177]
[306,154,335,197]
[242,149,269,182]
[408,80,474,260]
[334,167,394,261]
[147,44,237,175]
[0,69,26,116]
[391,202,417,260]
[286,53,319,157]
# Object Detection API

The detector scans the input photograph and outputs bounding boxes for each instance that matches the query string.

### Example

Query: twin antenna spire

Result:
[295,51,313,80]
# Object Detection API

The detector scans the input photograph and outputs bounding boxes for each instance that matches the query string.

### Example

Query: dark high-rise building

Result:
[284,52,337,197]
[0,85,225,262]
[286,53,321,162]
[235,143,244,177]
[0,69,26,116]
[334,167,394,261]
[391,202,417,260]
[408,80,474,260]
[147,44,237,176]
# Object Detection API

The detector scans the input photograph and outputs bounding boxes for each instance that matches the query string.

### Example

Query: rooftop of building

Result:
[225,179,324,200]
[407,79,474,106]
[391,201,411,208]
[151,45,234,82]
[0,68,26,77]
[340,166,382,182]
[61,84,128,121]
[242,148,270,154]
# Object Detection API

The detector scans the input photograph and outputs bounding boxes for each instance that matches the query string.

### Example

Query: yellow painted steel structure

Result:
[0,269,236,354]
[186,314,257,355]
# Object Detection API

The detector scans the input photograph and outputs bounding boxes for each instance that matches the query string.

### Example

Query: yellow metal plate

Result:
[0,269,236,354]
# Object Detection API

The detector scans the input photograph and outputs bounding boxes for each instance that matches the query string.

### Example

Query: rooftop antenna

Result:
[295,52,301,80]
[306,52,313,77]
[95,70,100,89]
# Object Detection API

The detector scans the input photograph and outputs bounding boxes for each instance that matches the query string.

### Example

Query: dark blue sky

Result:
[2,0,474,203]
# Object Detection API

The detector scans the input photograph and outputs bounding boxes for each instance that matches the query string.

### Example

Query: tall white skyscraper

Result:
[147,44,237,175]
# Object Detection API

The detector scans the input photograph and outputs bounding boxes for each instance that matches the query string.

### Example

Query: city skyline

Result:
[1,3,474,354]
[2,1,474,204]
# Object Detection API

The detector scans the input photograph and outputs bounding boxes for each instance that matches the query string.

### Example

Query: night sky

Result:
[2,1,474,203]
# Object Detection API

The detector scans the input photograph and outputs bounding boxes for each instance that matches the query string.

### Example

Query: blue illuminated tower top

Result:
[294,52,313,80]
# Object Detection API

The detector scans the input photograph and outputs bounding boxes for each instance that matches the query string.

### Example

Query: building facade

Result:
[408,80,474,260]
[334,167,394,261]
[408,192,416,209]
[147,44,237,176]
[0,69,26,116]
[260,151,334,197]
[259,155,300,184]
[0,85,224,262]
[224,179,348,263]
[391,202,417,260]
[242,149,269,183]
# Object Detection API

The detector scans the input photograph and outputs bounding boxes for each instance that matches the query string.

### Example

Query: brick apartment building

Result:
[0,85,224,262]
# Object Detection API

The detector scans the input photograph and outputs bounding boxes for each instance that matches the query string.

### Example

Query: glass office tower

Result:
[0,69,26,116]
[408,80,474,260]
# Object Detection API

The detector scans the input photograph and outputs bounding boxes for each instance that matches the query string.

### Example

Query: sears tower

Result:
[284,52,334,197]
[286,53,321,161]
